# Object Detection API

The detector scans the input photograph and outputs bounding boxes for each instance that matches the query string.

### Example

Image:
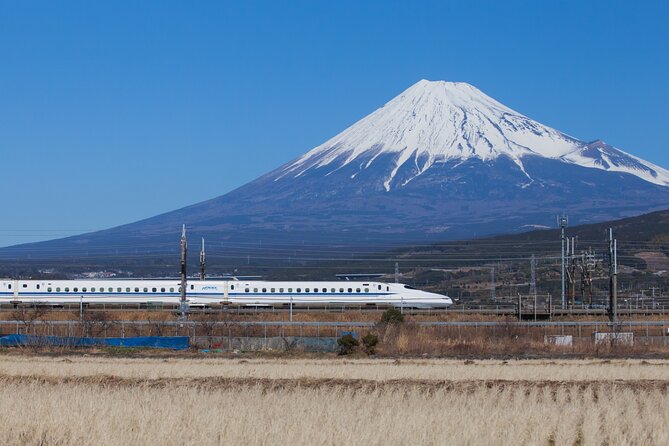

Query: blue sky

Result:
[1,0,668,247]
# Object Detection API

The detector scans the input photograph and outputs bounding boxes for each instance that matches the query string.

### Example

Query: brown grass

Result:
[1,356,669,445]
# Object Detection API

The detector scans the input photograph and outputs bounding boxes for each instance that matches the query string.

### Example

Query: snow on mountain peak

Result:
[277,80,669,190]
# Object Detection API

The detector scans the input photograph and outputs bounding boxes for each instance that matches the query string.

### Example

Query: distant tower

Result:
[199,238,206,281]
[179,225,189,320]
[395,262,399,283]
[529,255,537,297]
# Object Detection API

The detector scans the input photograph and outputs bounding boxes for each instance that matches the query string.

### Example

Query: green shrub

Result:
[361,333,379,355]
[381,307,404,324]
[337,333,359,355]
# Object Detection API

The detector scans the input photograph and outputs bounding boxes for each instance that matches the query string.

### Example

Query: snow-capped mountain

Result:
[277,80,669,190]
[3,79,669,259]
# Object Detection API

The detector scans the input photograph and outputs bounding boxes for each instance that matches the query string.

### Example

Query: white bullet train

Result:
[0,278,452,308]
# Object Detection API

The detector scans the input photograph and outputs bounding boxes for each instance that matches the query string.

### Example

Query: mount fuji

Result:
[4,80,669,258]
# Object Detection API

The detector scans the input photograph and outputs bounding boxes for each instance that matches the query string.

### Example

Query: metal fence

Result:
[2,319,669,341]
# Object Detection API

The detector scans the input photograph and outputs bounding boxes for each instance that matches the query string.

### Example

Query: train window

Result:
[339,288,344,293]
[305,288,310,292]
[47,287,52,292]
[231,285,235,290]
[279,288,284,293]
[270,288,275,293]
[356,288,361,293]
[74,288,79,292]
[387,286,390,291]
[190,285,194,290]
[82,288,87,292]
[91,288,96,292]
[65,287,69,292]
[262,288,267,293]
[363,283,369,286]
[178,287,182,292]
[7,284,11,289]
[22,284,27,288]
[331,288,335,293]
[134,287,139,292]
[245,288,249,293]
[287,288,293,293]
[160,288,165,292]
[143,287,148,292]
[254,288,258,292]
[296,288,301,293]
[56,287,61,292]
[378,285,382,290]
[364,288,369,293]
[36,284,40,290]
[169,288,174,292]
[322,288,327,293]
[125,288,130,292]
[152,288,157,292]
[348,288,352,293]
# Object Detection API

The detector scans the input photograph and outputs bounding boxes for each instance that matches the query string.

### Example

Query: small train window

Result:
[22,284,27,288]
[152,288,157,292]
[169,288,174,292]
[161,288,165,292]
[74,288,78,292]
[262,288,267,292]
[279,288,284,292]
[245,288,249,293]
[56,287,61,292]
[36,284,40,290]
[231,285,235,290]
[47,287,52,292]
[365,288,369,293]
[271,288,275,293]
[82,288,87,292]
[378,285,382,290]
[288,288,293,292]
[356,288,360,293]
[7,284,11,289]
[134,288,139,292]
[65,287,70,292]
[305,288,310,292]
[348,288,352,293]
[143,288,148,292]
[190,285,194,290]
[254,288,258,292]
[91,288,96,292]
[296,288,301,293]
[322,288,327,293]
[331,288,335,293]
[339,288,344,292]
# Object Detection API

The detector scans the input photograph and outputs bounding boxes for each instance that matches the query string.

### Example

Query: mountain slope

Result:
[3,79,669,259]
[277,80,669,190]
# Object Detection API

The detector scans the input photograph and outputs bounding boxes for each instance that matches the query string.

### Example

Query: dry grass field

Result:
[1,356,669,445]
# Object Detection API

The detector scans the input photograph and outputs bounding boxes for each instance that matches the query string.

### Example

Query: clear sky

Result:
[1,0,668,247]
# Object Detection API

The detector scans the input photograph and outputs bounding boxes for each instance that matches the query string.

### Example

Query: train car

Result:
[0,278,452,308]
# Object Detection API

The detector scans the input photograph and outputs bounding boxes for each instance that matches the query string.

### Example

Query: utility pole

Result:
[568,237,577,307]
[558,215,568,309]
[199,238,206,281]
[491,266,496,301]
[608,228,618,323]
[179,225,189,321]
[529,255,537,298]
